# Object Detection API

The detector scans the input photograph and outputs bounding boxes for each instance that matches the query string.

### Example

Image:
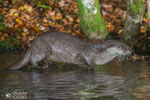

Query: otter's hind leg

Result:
[30,54,46,67]
[30,41,51,68]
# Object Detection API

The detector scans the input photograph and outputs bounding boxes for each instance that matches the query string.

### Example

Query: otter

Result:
[8,32,131,70]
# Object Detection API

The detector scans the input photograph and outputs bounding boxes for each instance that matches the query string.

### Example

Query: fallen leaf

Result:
[9,9,18,16]
[19,6,25,11]
[24,4,33,13]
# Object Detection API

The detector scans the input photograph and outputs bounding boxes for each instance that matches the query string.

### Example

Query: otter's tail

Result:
[8,48,31,70]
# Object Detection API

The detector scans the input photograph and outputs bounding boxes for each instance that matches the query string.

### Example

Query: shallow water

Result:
[0,54,150,100]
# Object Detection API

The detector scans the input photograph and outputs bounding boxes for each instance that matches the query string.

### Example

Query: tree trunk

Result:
[146,0,150,50]
[147,0,150,23]
[77,0,109,40]
[147,0,150,29]
[122,0,145,42]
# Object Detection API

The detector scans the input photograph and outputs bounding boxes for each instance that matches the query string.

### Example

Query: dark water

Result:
[0,54,150,100]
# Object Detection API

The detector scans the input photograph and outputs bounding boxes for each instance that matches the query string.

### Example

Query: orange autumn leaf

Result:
[143,17,148,23]
[110,15,115,18]
[0,36,5,41]
[67,30,72,34]
[15,18,23,25]
[106,23,115,32]
[141,29,146,33]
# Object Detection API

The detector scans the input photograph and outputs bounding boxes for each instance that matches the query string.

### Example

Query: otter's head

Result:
[106,40,132,56]
[94,40,132,65]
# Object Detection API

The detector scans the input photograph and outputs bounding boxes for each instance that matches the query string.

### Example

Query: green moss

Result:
[0,37,21,53]
[147,25,150,31]
[145,12,149,19]
[130,0,145,15]
[77,0,108,40]
[12,0,15,4]
[78,91,95,96]
[0,16,7,30]
[94,65,108,72]
[0,0,2,3]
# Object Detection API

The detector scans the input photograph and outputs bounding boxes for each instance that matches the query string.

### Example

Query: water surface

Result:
[0,53,150,100]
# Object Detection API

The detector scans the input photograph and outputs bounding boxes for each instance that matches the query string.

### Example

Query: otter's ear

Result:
[110,43,115,47]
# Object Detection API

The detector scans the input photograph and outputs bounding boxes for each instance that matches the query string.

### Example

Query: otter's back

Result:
[41,32,88,50]
[36,32,89,64]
